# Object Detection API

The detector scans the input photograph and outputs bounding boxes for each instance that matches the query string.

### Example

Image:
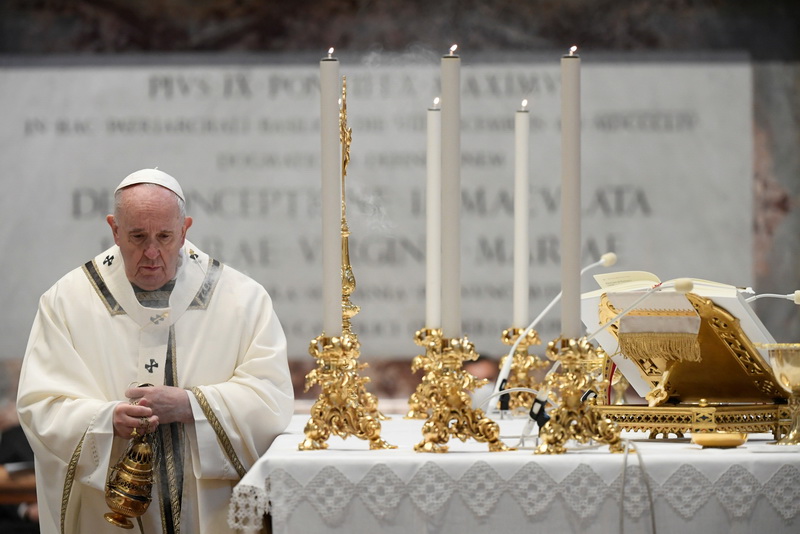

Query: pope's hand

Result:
[113,401,156,439]
[126,385,192,426]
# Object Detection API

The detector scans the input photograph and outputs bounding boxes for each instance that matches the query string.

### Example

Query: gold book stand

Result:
[582,277,790,439]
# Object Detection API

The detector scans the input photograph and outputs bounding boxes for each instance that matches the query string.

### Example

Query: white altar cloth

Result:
[229,414,800,534]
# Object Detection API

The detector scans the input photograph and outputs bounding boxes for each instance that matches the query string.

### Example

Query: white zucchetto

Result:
[114,168,185,201]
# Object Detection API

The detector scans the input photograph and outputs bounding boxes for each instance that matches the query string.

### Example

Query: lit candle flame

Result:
[449,44,458,55]
[328,47,334,57]
[521,99,528,110]
[433,97,440,108]
[569,45,578,56]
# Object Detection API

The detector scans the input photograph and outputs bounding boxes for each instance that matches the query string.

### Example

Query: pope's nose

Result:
[144,244,160,259]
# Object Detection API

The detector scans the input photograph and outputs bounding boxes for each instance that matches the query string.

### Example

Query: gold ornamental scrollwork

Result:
[299,334,395,450]
[406,327,443,419]
[414,336,511,453]
[536,336,623,455]
[498,326,547,411]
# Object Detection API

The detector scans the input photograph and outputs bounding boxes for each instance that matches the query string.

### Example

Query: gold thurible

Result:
[104,432,155,529]
[299,76,394,451]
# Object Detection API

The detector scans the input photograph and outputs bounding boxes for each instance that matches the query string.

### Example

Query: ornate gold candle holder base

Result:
[299,334,396,451]
[536,336,623,455]
[406,327,443,419]
[414,336,511,453]
[498,326,546,412]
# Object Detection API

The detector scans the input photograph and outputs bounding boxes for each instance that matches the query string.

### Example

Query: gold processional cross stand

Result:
[299,77,394,451]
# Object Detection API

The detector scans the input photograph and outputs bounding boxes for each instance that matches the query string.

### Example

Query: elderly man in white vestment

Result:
[16,168,294,534]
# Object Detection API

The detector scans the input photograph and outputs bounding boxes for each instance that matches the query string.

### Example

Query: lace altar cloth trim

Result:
[229,461,800,530]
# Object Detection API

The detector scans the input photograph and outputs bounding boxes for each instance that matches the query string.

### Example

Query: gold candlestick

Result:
[498,327,547,412]
[414,336,510,453]
[535,336,622,454]
[406,327,443,419]
[299,334,395,450]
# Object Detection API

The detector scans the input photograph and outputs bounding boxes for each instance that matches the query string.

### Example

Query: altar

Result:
[228,413,800,534]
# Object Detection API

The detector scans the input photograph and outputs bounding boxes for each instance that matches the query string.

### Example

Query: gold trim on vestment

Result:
[158,425,182,533]
[61,430,87,534]
[189,386,246,478]
[82,261,125,316]
[188,259,223,310]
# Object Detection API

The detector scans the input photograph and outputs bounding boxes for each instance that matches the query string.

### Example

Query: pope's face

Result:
[107,185,193,291]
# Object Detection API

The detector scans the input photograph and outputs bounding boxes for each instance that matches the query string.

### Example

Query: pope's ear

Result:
[106,215,120,244]
[181,217,193,241]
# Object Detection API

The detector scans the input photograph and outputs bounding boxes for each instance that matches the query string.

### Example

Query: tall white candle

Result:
[320,48,341,335]
[560,46,582,338]
[513,99,530,328]
[440,45,462,338]
[426,98,442,329]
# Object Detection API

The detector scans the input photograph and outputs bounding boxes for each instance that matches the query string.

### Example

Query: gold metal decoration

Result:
[414,337,510,453]
[406,327,443,419]
[339,76,358,340]
[299,76,393,450]
[611,368,630,405]
[299,334,395,450]
[599,293,788,405]
[535,337,623,454]
[104,433,155,529]
[497,327,547,412]
[588,293,790,439]
[595,400,787,439]
[757,343,800,445]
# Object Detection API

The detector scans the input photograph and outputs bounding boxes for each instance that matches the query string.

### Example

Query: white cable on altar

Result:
[745,290,800,304]
[489,252,618,414]
[620,439,657,534]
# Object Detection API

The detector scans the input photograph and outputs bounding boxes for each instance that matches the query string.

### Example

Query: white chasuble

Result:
[17,241,294,534]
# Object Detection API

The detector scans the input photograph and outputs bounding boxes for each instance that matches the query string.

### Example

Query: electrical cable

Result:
[489,252,617,415]
[745,290,800,304]
[619,439,657,534]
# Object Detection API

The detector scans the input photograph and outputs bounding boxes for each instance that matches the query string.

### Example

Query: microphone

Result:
[489,252,618,414]
[745,290,800,305]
